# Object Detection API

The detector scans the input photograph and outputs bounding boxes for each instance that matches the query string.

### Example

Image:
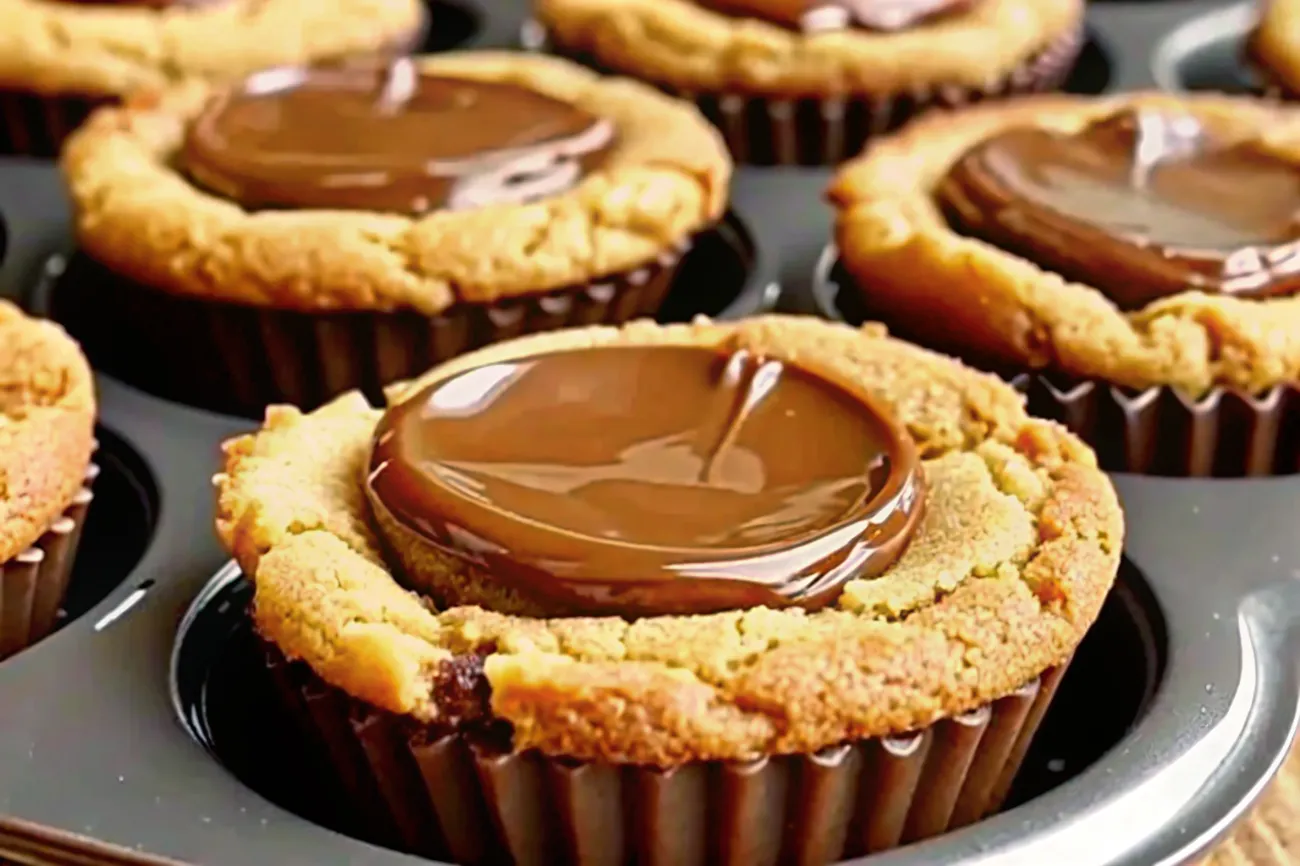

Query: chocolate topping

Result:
[182,60,616,215]
[696,0,972,33]
[367,344,924,617]
[938,109,1300,310]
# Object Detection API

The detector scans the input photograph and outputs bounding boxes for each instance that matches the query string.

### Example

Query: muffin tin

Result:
[0,1,1297,864]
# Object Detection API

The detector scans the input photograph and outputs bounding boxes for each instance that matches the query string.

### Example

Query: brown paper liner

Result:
[535,26,1082,166]
[0,462,97,661]
[53,244,685,417]
[1012,374,1300,477]
[264,647,1068,866]
[0,91,110,158]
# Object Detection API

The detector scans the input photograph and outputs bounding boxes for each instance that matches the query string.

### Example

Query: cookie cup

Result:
[0,302,98,660]
[830,93,1300,477]
[533,0,1083,165]
[0,0,428,157]
[213,315,1123,864]
[61,53,730,416]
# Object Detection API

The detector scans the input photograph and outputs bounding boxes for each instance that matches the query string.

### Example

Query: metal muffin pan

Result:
[1150,1,1262,94]
[0,1,1296,864]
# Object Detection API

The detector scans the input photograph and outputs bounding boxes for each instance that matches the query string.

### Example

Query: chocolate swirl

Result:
[696,0,972,33]
[367,344,924,617]
[938,109,1300,309]
[182,60,616,215]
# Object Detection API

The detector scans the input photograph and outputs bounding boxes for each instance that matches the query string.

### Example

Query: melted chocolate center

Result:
[696,0,972,33]
[367,344,924,617]
[182,60,616,215]
[938,109,1300,309]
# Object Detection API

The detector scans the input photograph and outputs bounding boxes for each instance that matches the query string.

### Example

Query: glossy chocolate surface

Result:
[367,344,924,617]
[696,0,972,33]
[939,109,1300,309]
[182,60,615,215]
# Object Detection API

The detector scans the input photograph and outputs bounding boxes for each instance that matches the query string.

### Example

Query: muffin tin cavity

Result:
[1063,29,1115,96]
[422,0,484,51]
[1150,2,1260,94]
[171,557,1165,864]
[19,426,159,659]
[655,209,777,322]
[38,210,775,420]
[0,93,105,160]
[1005,560,1164,807]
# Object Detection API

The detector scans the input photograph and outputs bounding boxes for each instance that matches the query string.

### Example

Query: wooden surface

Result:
[1206,742,1299,865]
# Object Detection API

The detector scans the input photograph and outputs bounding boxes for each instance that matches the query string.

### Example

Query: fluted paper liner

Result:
[0,461,97,661]
[532,25,1082,166]
[1010,375,1300,477]
[266,649,1068,866]
[52,244,685,417]
[0,91,108,158]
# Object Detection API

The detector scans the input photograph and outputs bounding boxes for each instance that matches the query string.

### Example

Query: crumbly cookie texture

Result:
[214,315,1123,765]
[62,53,731,315]
[535,0,1082,98]
[830,92,1300,396]
[0,301,96,565]
[0,0,424,99]
[1254,0,1300,97]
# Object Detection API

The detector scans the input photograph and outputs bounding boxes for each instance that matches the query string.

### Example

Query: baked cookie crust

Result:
[0,301,96,564]
[62,53,731,316]
[0,0,425,99]
[1253,0,1300,96]
[830,92,1300,396]
[214,315,1123,766]
[534,0,1083,98]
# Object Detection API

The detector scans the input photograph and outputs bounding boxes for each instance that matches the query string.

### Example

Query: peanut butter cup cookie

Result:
[0,301,97,660]
[0,0,426,157]
[830,93,1300,476]
[214,314,1123,865]
[61,53,730,417]
[534,0,1084,165]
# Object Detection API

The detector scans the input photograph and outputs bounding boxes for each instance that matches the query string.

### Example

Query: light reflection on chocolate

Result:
[367,344,925,617]
[938,109,1300,309]
[182,59,615,215]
